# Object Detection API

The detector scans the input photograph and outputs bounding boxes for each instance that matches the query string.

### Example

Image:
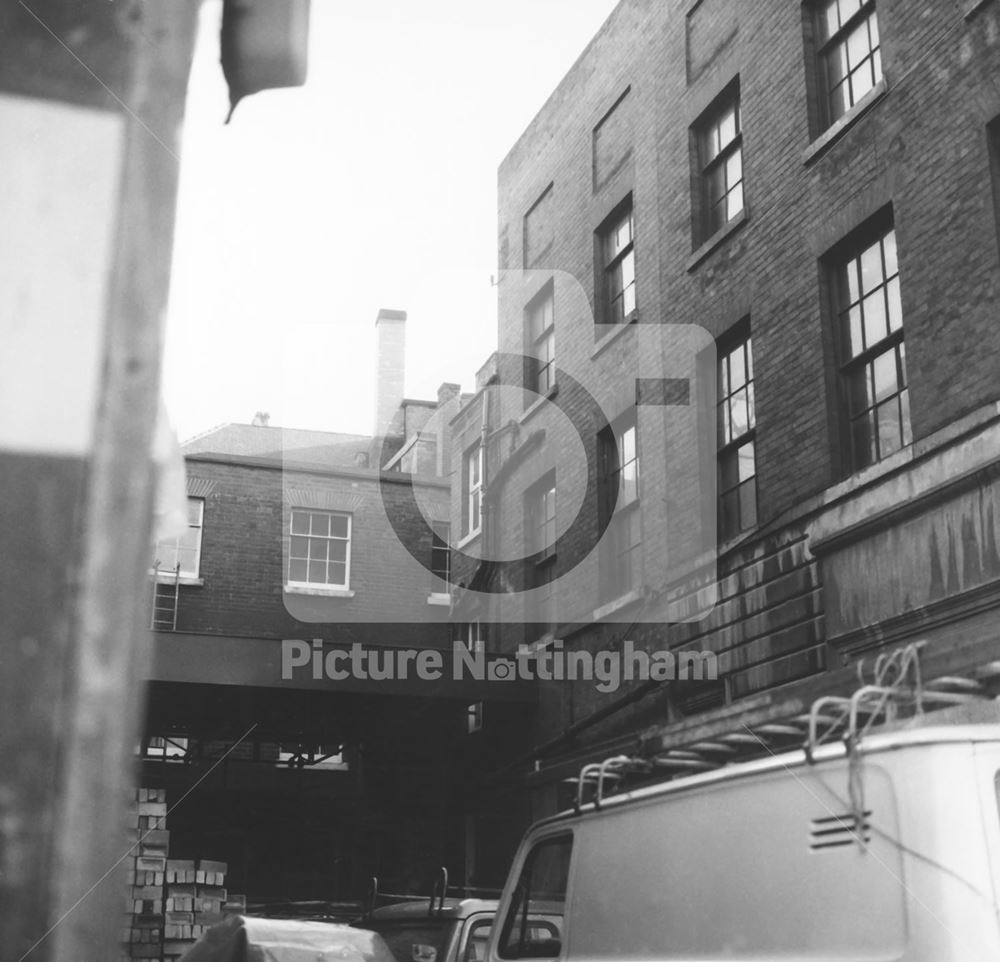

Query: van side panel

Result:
[565,762,905,960]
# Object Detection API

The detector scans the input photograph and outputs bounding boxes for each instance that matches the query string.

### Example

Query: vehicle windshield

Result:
[498,835,570,959]
[365,921,454,962]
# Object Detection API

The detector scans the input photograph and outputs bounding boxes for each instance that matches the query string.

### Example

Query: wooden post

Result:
[0,1,200,958]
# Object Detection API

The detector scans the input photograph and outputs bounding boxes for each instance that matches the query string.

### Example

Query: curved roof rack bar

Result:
[429,866,449,917]
[574,763,602,813]
[594,755,631,809]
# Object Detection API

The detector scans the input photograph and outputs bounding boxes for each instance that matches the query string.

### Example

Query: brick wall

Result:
[472,0,1000,785]
[172,456,451,648]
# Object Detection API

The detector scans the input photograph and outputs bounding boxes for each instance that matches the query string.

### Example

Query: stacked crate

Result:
[162,859,230,961]
[122,788,169,960]
[121,788,245,961]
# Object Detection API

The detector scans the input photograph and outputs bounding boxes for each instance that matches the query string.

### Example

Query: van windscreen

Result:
[498,835,570,959]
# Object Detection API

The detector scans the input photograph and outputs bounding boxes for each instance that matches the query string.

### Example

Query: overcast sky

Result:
[163,0,620,442]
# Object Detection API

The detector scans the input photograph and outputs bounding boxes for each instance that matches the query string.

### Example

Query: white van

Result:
[488,724,1000,961]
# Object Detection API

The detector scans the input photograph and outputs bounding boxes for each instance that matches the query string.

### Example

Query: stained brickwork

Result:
[468,0,1000,819]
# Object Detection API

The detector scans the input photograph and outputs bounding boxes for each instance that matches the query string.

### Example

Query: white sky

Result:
[163,0,620,442]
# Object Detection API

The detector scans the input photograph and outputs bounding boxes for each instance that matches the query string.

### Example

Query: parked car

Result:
[488,702,1000,961]
[355,879,558,962]
[179,915,397,962]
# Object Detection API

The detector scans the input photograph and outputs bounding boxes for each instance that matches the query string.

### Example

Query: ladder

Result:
[565,642,1000,812]
[150,562,180,631]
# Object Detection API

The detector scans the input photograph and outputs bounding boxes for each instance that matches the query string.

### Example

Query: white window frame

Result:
[525,286,556,398]
[287,509,353,591]
[463,444,483,538]
[153,496,204,580]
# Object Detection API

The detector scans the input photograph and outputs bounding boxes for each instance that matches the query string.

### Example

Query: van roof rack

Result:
[564,642,1000,811]
[364,867,499,918]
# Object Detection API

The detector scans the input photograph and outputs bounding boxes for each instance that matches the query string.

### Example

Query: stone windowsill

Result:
[801,77,888,167]
[456,528,481,551]
[592,587,645,622]
[519,383,560,426]
[686,207,750,273]
[591,311,639,360]
[284,585,356,599]
[152,572,204,587]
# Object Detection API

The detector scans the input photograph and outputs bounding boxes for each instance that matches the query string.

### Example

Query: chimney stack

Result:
[374,308,406,437]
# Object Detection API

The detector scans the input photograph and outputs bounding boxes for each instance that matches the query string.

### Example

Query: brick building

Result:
[451,0,1000,870]
[143,311,533,902]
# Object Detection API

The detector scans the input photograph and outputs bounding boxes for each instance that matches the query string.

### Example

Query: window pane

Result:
[291,512,309,535]
[882,229,897,277]
[877,400,902,458]
[330,540,348,563]
[620,425,636,464]
[157,544,179,571]
[620,250,635,290]
[872,48,882,82]
[844,259,860,305]
[622,280,636,318]
[859,242,883,294]
[850,62,874,103]
[720,449,739,492]
[289,559,307,582]
[311,513,330,537]
[839,0,862,23]
[872,350,898,402]
[848,366,873,417]
[829,80,849,121]
[718,106,737,149]
[187,499,203,525]
[308,560,326,583]
[852,412,877,468]
[177,546,198,573]
[822,1,840,41]
[827,44,849,86]
[728,345,746,390]
[708,164,726,205]
[746,338,754,380]
[737,441,755,483]
[330,514,349,539]
[846,21,871,70]
[726,150,742,190]
[730,389,749,438]
[178,527,200,552]
[620,464,638,506]
[899,340,908,385]
[886,276,902,331]
[703,125,721,163]
[727,182,744,220]
[310,540,329,562]
[869,12,880,47]
[328,562,347,586]
[290,535,309,559]
[739,479,758,530]
[862,290,888,346]
[900,389,912,446]
[720,489,739,539]
[845,306,864,357]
